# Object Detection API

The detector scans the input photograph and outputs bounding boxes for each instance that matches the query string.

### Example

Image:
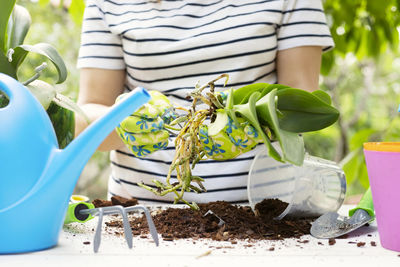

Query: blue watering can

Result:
[0,74,150,254]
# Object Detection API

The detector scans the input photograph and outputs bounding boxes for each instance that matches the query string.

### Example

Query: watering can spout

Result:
[60,87,150,176]
[19,87,150,206]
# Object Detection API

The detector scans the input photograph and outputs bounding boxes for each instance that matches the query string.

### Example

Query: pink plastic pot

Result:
[364,142,400,252]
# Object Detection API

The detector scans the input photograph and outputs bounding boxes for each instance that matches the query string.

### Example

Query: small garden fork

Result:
[65,203,159,252]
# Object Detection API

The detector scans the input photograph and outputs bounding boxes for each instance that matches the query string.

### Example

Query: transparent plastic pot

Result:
[248,147,346,219]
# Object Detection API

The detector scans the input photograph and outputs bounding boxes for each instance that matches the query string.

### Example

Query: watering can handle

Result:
[0,74,41,115]
[64,202,95,224]
[0,74,18,102]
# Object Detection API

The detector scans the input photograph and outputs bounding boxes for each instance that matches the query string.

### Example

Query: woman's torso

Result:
[78,0,332,203]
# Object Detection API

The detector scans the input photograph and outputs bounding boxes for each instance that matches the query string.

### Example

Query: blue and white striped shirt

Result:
[77,0,334,204]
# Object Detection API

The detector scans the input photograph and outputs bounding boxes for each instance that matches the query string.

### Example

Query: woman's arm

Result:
[75,68,126,151]
[276,46,323,92]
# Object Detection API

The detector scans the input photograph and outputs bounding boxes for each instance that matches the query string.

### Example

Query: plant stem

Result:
[22,62,47,86]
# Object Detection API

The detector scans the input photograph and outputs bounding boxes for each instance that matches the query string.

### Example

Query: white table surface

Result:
[1,205,400,267]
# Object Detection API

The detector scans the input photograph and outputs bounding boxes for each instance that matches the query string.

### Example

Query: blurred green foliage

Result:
[18,0,80,99]
[314,0,400,195]
[322,0,400,74]
[18,0,400,198]
[16,0,109,199]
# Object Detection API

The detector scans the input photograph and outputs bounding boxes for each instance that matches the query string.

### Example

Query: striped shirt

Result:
[77,0,334,204]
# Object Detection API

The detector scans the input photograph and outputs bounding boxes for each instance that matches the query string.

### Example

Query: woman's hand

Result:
[199,116,262,160]
[76,68,127,151]
[116,91,176,157]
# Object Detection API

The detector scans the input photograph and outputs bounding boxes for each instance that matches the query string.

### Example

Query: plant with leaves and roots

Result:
[0,0,88,148]
[139,74,340,209]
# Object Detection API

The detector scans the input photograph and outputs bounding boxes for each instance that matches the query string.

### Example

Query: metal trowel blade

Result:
[310,209,373,239]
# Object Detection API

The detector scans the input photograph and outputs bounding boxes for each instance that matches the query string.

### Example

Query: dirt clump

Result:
[92,196,138,208]
[357,242,366,247]
[99,198,312,242]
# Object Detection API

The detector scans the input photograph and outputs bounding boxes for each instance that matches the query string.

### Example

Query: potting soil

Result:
[93,197,312,241]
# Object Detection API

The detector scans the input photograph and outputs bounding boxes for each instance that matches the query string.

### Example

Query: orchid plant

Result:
[139,74,340,209]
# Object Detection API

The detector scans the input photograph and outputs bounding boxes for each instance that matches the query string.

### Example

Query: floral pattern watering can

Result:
[0,74,150,253]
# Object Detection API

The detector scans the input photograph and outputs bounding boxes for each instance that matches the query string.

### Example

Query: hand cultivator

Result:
[65,203,159,253]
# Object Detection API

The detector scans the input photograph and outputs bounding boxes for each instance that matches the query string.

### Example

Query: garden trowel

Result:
[310,188,375,239]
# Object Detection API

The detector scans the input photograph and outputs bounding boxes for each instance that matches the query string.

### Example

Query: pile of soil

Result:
[94,197,312,242]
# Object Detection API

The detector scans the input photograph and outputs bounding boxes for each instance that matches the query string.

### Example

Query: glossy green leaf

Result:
[0,52,16,78]
[232,83,270,105]
[46,102,75,149]
[26,79,56,110]
[259,84,290,99]
[254,89,304,166]
[53,93,90,125]
[275,88,340,133]
[0,0,16,53]
[311,90,332,105]
[225,87,240,127]
[234,92,283,162]
[233,83,291,105]
[12,43,67,83]
[6,5,31,50]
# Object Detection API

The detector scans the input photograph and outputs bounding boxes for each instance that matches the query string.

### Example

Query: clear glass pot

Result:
[248,147,346,219]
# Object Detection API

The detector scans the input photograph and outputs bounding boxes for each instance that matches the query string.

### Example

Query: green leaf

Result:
[46,102,75,149]
[225,87,240,127]
[208,109,228,136]
[234,92,283,162]
[349,128,376,151]
[259,84,290,99]
[0,52,16,78]
[26,79,56,110]
[275,88,340,133]
[311,90,332,105]
[53,93,90,125]
[69,0,86,25]
[0,0,16,53]
[6,5,31,50]
[9,46,27,70]
[232,83,270,105]
[233,83,290,105]
[0,90,9,108]
[12,43,67,83]
[254,89,305,166]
